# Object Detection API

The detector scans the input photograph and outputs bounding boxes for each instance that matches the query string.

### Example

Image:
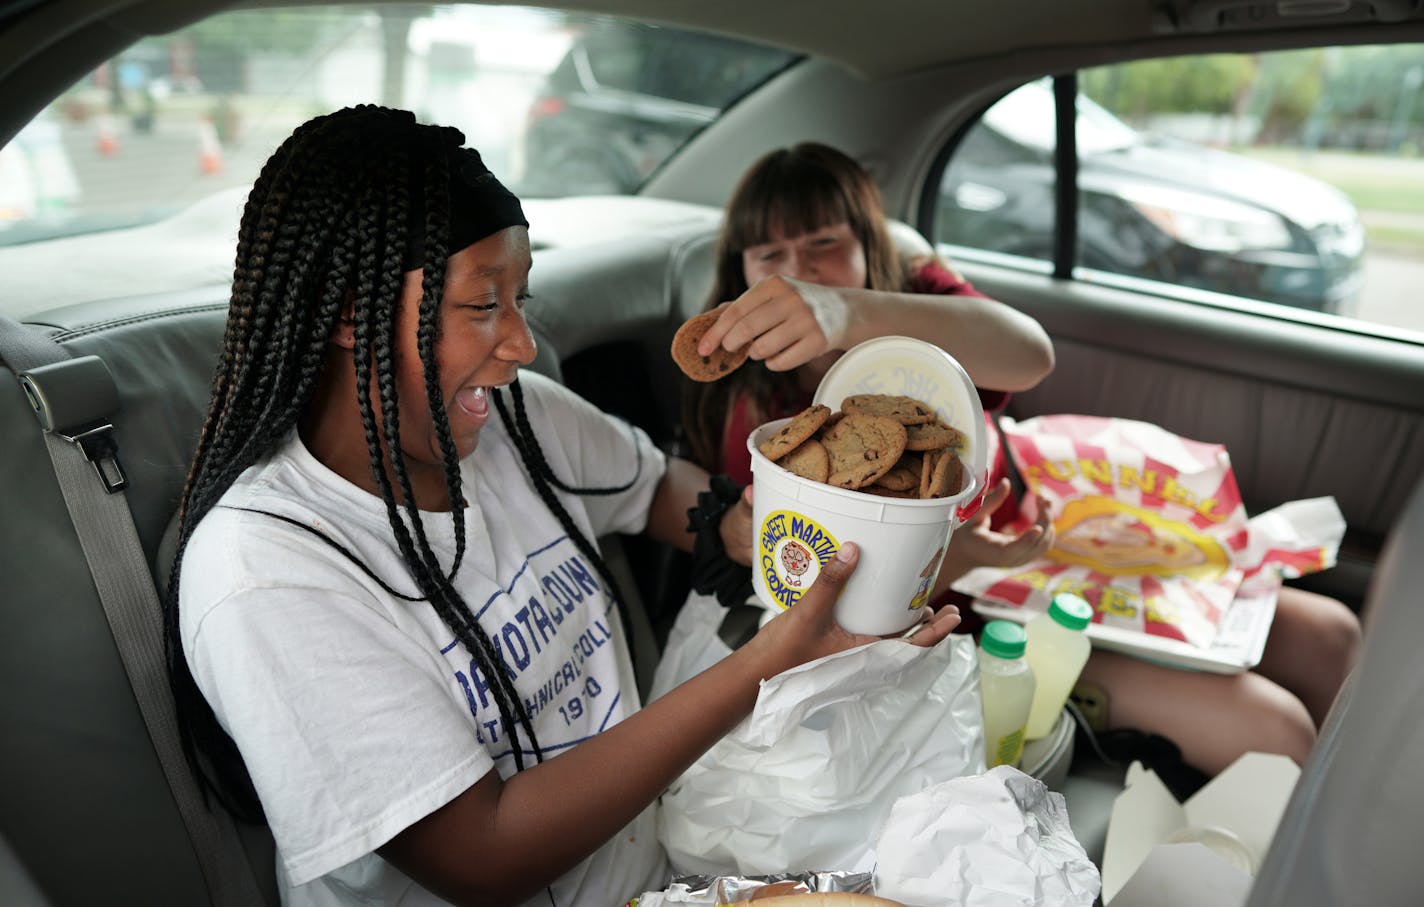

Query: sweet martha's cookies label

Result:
[758,509,840,610]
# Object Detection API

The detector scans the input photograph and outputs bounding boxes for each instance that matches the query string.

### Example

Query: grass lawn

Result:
[1366,223,1424,250]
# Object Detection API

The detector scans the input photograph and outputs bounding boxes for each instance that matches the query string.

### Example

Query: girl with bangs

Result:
[678,141,1361,786]
[681,142,1057,608]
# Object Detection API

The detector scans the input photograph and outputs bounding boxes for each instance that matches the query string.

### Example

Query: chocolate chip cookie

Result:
[671,310,750,382]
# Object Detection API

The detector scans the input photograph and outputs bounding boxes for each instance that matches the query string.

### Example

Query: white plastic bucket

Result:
[748,337,987,636]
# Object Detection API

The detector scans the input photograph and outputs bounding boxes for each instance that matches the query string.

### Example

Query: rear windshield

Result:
[0,5,796,249]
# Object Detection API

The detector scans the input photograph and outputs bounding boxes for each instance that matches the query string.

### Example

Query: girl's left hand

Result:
[718,485,755,567]
[697,275,851,372]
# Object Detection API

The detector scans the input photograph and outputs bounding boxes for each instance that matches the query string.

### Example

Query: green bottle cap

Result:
[981,620,1027,659]
[1049,593,1094,631]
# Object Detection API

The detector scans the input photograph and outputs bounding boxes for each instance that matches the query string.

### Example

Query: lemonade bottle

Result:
[1023,593,1095,740]
[977,620,1035,768]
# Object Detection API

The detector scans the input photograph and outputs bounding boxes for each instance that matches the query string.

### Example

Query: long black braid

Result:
[161,106,630,821]
[491,380,643,665]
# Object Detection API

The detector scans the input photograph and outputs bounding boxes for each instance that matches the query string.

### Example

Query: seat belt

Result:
[0,314,269,907]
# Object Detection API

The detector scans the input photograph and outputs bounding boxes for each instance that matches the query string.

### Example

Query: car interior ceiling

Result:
[3,1,1424,905]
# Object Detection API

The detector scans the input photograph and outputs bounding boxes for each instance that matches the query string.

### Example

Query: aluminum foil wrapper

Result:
[631,870,875,907]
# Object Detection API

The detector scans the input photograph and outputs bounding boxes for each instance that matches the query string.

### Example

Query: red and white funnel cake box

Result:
[747,337,989,636]
[957,414,1345,673]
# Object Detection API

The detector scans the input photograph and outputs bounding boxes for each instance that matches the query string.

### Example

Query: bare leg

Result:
[1253,585,1362,727]
[1077,650,1315,775]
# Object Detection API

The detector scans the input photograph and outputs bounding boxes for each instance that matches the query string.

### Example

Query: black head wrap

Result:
[404,146,528,270]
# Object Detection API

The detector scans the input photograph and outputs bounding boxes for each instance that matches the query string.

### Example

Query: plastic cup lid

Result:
[1049,593,1094,631]
[981,620,1027,659]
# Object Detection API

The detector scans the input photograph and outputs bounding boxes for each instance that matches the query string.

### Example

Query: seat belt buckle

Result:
[18,356,129,494]
[58,423,129,493]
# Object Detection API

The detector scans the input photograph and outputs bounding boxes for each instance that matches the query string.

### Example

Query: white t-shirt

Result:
[180,372,670,907]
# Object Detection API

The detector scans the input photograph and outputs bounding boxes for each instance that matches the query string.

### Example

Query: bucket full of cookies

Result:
[747,337,988,636]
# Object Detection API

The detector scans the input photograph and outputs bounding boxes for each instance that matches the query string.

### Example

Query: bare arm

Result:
[377,545,961,905]
[644,456,756,565]
[700,274,1055,392]
[643,455,710,554]
[839,284,1054,392]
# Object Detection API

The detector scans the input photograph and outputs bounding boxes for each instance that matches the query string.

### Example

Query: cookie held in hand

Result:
[671,310,750,382]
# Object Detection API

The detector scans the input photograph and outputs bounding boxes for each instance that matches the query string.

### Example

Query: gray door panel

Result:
[961,264,1424,602]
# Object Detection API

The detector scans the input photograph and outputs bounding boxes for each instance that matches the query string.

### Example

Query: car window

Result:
[0,5,796,255]
[641,33,792,109]
[579,25,652,94]
[931,48,1424,337]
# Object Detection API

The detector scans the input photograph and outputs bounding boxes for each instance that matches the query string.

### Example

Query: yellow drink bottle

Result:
[978,620,1035,768]
[1023,593,1095,740]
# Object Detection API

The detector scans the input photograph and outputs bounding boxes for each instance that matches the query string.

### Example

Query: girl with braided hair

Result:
[165,106,960,907]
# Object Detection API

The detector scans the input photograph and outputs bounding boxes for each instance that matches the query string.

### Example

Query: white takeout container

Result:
[1101,752,1300,907]
[747,337,987,636]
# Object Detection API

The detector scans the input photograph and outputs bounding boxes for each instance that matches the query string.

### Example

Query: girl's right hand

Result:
[743,542,962,679]
[698,275,853,372]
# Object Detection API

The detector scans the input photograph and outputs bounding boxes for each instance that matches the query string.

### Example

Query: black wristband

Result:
[685,474,755,609]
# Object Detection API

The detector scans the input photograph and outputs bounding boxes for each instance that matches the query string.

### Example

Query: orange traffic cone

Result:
[95,115,120,157]
[198,117,224,175]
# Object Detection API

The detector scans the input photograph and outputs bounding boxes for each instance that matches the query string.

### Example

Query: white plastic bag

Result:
[648,591,737,705]
[657,621,984,876]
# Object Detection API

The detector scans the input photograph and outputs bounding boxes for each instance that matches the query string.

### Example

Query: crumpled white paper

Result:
[874,766,1101,907]
[658,631,984,877]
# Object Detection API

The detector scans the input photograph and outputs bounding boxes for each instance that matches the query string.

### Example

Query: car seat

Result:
[1244,474,1424,907]
[1,293,283,905]
[0,228,693,903]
